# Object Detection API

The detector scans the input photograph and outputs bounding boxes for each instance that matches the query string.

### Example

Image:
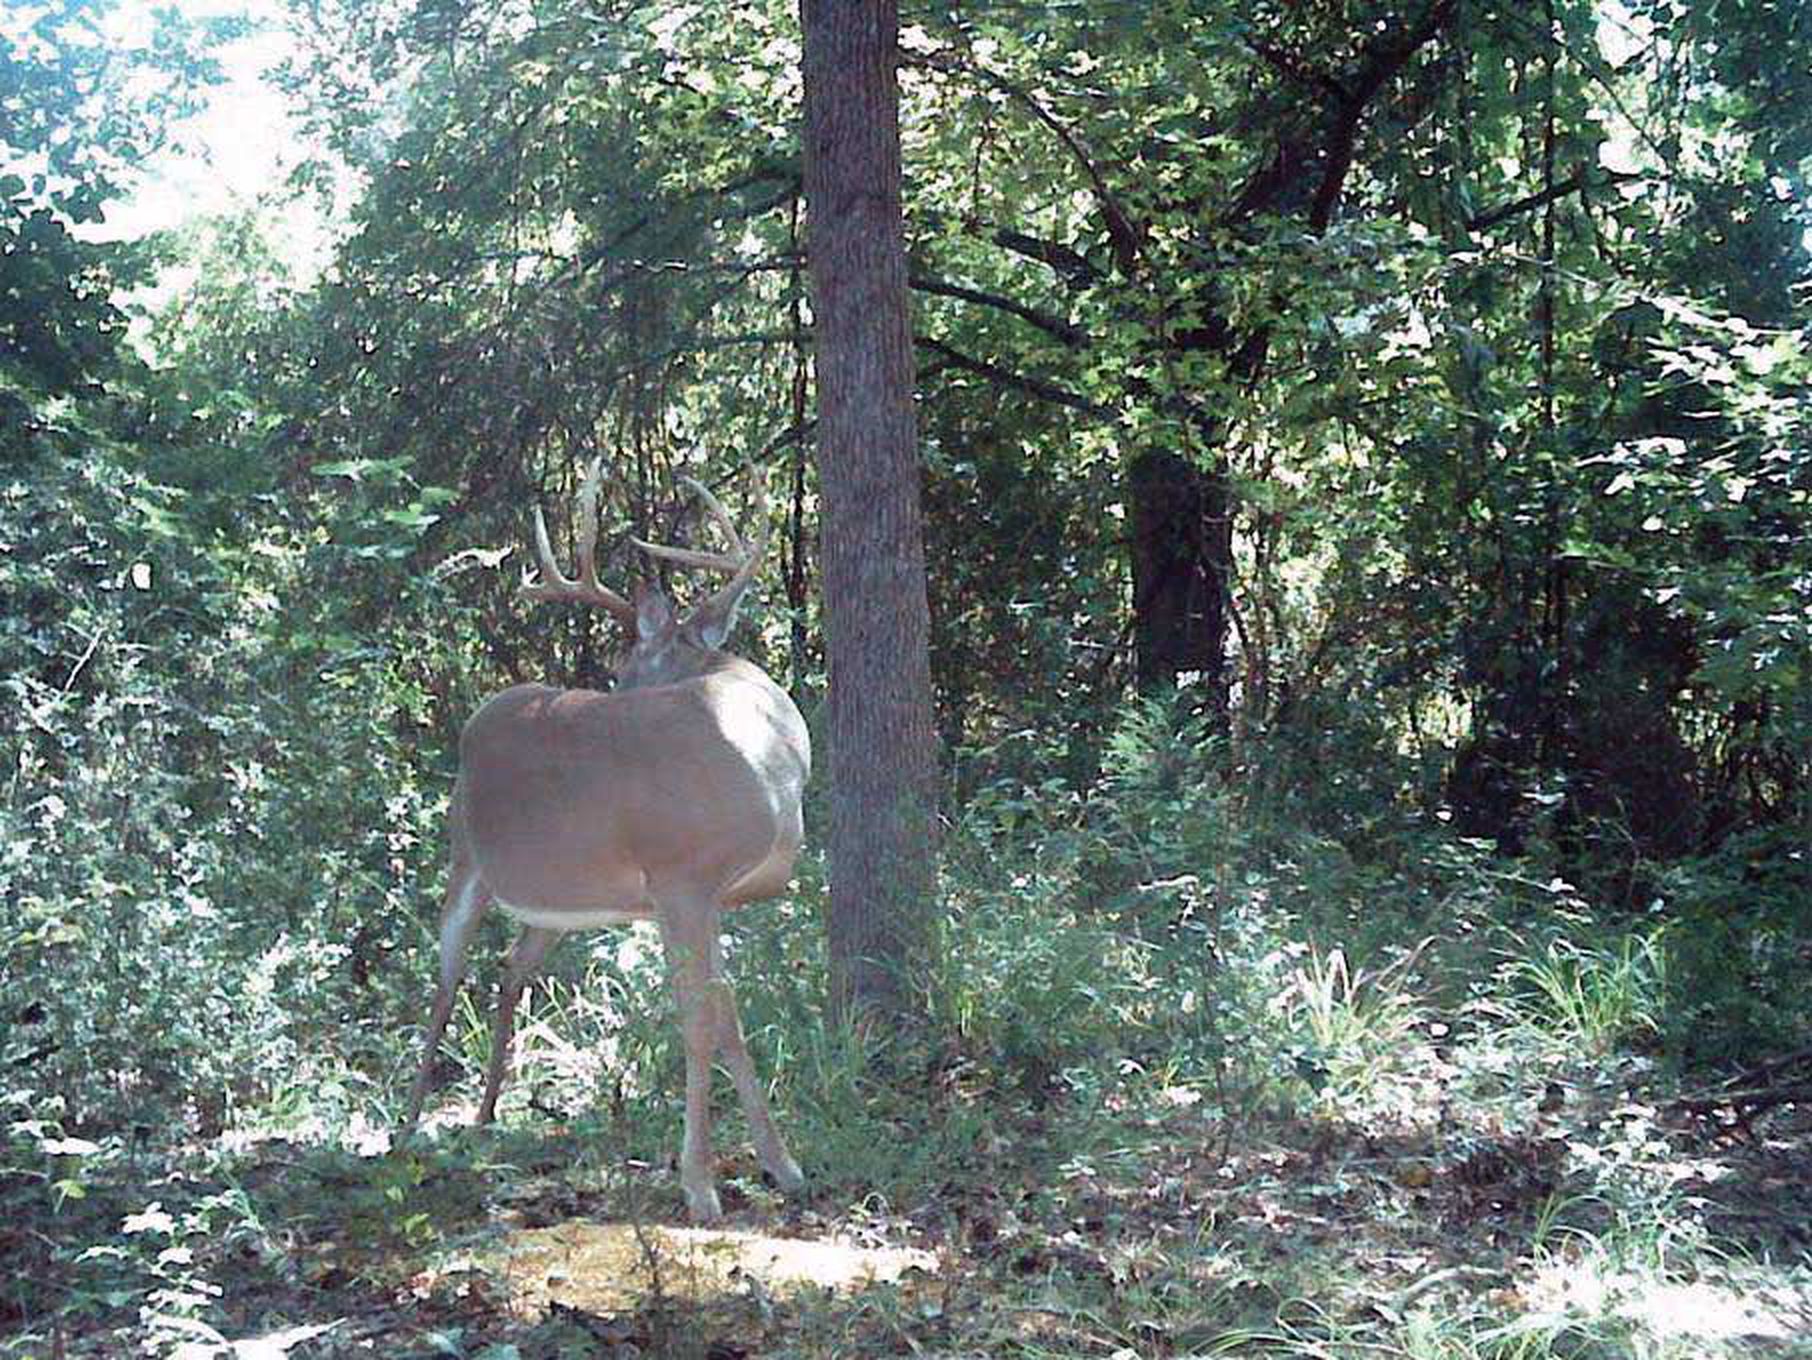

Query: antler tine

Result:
[691,465,771,620]
[521,458,638,624]
[703,505,770,600]
[630,464,772,615]
[633,541,744,571]
[574,459,606,591]
[681,475,747,558]
[632,472,754,572]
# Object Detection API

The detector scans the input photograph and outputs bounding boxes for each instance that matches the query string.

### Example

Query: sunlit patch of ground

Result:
[483,1221,937,1316]
[1522,1260,1812,1347]
[21,1036,1810,1358]
[1620,1278,1809,1344]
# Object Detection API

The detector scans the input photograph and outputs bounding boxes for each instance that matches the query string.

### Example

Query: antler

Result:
[633,467,772,625]
[521,459,639,625]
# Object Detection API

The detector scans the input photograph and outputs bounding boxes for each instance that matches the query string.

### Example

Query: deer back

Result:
[455,652,808,921]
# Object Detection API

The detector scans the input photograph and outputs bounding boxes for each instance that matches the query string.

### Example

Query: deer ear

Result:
[684,591,741,650]
[635,583,676,641]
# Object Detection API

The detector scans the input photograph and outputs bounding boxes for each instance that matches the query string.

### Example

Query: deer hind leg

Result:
[402,860,493,1137]
[715,967,804,1194]
[476,925,559,1124]
[660,907,803,1221]
[660,908,729,1222]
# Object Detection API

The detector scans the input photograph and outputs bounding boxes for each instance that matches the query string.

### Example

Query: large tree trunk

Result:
[1128,448,1233,702]
[799,0,939,1021]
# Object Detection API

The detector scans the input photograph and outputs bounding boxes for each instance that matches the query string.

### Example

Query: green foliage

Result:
[1644,827,1812,1066]
[1508,934,1669,1054]
[1,1,240,434]
[1277,943,1424,1107]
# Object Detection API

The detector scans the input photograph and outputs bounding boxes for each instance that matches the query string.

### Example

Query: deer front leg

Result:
[661,910,725,1223]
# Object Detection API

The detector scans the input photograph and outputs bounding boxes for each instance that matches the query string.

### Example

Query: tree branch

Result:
[1308,0,1459,232]
[1466,167,1643,233]
[907,45,1143,274]
[981,224,1104,287]
[1222,0,1457,231]
[910,273,1087,347]
[917,337,1113,418]
[1248,36,1351,105]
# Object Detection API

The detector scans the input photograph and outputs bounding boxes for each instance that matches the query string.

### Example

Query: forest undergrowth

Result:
[5,709,1809,1359]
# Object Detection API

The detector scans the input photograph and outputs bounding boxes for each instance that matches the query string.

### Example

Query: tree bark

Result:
[798,0,940,1021]
[1128,449,1233,702]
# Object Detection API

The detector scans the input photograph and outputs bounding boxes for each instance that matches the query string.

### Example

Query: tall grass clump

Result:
[1507,933,1669,1054]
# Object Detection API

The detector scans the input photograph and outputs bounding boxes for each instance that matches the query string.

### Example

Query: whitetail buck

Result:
[401,462,808,1222]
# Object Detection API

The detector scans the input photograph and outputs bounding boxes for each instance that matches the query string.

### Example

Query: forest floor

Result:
[8,1027,1812,1359]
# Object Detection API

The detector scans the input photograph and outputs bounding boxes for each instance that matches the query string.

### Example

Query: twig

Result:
[1714,1043,1812,1089]
[61,628,103,694]
[1671,1044,1812,1118]
[1467,168,1644,233]
[910,272,1087,347]
[1675,1076,1812,1120]
[906,46,1143,274]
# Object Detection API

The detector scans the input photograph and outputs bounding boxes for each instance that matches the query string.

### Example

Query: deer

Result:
[400,461,808,1223]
